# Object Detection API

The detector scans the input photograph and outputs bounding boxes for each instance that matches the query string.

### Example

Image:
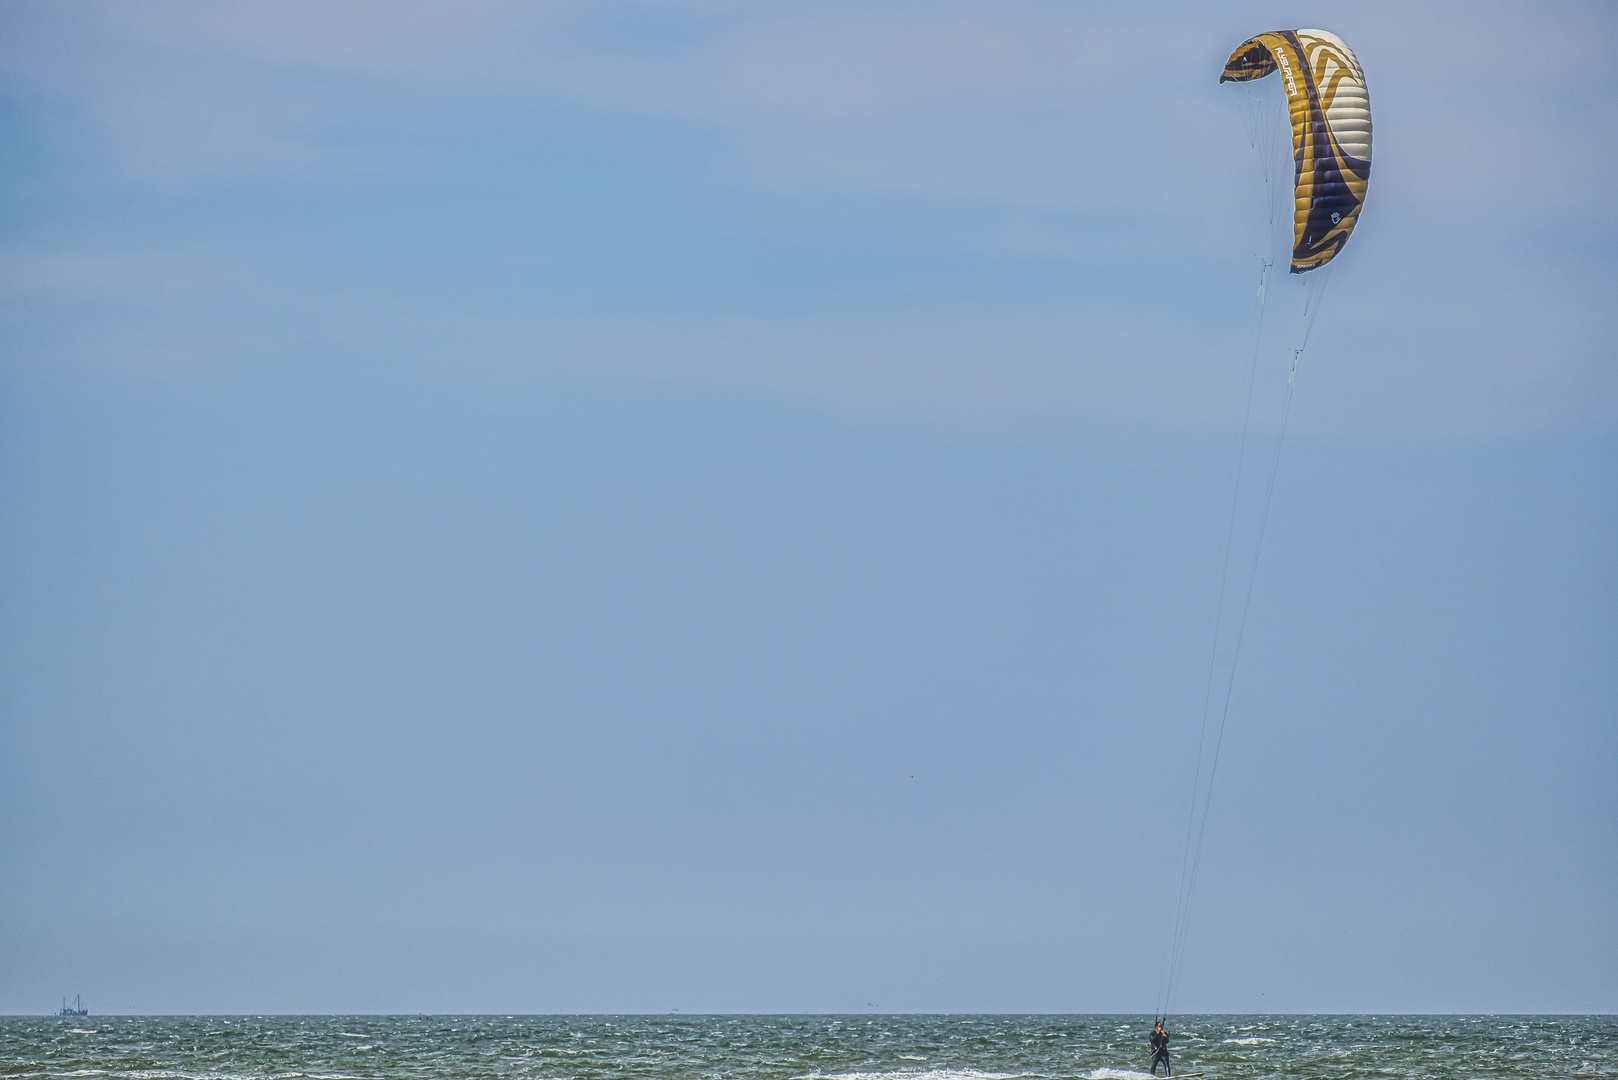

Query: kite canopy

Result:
[1222,29,1371,273]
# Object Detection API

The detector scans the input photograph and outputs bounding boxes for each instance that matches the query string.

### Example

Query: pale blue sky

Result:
[1,1,1614,1015]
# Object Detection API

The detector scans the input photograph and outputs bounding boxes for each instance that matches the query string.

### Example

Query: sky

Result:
[1,0,1614,1016]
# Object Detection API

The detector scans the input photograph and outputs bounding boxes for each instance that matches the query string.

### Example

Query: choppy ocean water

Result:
[3,1014,1613,1080]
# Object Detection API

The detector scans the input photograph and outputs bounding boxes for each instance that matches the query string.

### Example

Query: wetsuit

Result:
[1150,1027,1171,1076]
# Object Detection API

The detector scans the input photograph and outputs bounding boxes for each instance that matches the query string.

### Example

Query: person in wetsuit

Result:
[1149,1019,1171,1076]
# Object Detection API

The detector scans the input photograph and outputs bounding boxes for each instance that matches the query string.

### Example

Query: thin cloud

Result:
[12,0,1611,209]
[0,0,1612,435]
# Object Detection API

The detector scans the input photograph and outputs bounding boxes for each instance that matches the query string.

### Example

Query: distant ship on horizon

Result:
[58,995,88,1018]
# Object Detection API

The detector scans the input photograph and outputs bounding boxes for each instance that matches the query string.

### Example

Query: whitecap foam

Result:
[1223,1037,1275,1045]
[1082,1070,1159,1080]
[123,1073,312,1080]
[799,1073,1021,1080]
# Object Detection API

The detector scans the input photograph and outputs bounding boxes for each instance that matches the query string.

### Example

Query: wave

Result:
[798,1071,1030,1080]
[114,1072,353,1080]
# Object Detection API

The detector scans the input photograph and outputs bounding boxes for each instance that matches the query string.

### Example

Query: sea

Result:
[3,1014,1614,1080]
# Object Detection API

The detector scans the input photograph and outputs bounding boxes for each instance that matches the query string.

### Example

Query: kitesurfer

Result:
[1149,1019,1172,1076]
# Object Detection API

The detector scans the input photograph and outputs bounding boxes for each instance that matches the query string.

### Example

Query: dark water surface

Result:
[3,1014,1613,1080]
